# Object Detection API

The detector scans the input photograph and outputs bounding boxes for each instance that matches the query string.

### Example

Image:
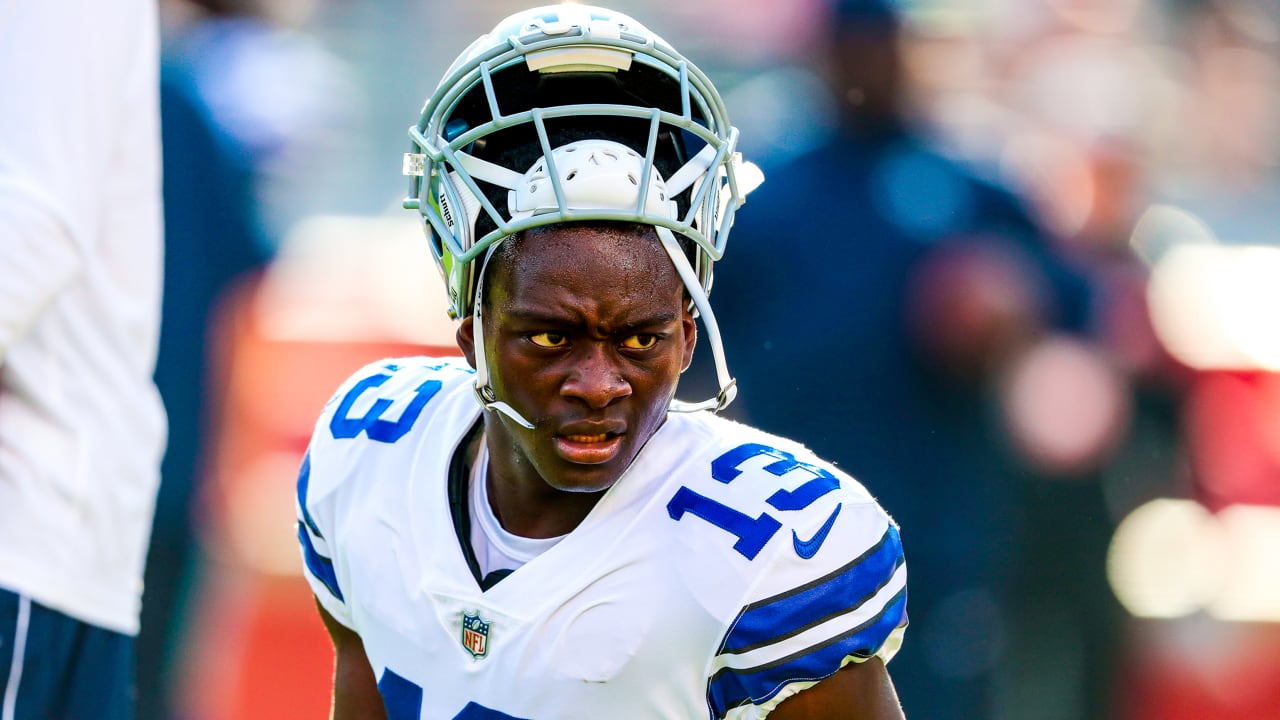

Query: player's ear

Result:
[680,307,697,372]
[457,316,478,370]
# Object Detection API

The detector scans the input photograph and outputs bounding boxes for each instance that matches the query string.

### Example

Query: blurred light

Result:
[1148,244,1280,371]
[1231,250,1280,367]
[1128,203,1217,267]
[1109,500,1280,622]
[1001,336,1129,476]
[1107,499,1226,619]
[1210,505,1280,622]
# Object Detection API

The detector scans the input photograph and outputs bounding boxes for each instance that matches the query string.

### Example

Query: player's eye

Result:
[529,332,568,348]
[622,334,658,350]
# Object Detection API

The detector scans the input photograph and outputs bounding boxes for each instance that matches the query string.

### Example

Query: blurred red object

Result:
[1120,620,1280,720]
[1186,370,1280,510]
[176,269,458,720]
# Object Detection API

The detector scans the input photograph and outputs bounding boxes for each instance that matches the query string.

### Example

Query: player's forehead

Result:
[492,222,682,300]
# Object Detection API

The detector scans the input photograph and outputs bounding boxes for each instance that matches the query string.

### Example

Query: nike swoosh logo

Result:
[792,503,843,559]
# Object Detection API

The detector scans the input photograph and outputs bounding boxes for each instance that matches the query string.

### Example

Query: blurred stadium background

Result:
[143,0,1280,718]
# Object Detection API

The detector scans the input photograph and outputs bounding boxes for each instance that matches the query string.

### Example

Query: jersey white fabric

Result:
[298,357,907,720]
[0,0,166,634]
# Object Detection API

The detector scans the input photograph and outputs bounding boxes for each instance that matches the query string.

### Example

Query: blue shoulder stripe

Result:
[296,451,323,539]
[707,589,908,717]
[298,520,344,602]
[718,524,903,655]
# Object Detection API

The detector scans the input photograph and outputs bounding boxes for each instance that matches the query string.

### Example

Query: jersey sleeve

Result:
[295,356,467,629]
[295,363,373,630]
[708,483,908,719]
[296,445,353,627]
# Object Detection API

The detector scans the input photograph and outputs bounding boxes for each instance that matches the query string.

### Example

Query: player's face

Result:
[460,223,696,496]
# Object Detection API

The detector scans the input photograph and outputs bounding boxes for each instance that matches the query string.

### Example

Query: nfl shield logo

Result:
[461,611,491,659]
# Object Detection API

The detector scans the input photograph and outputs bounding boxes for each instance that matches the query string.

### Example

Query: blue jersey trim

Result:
[298,521,344,602]
[708,588,908,717]
[296,451,323,539]
[718,525,903,655]
[378,668,424,720]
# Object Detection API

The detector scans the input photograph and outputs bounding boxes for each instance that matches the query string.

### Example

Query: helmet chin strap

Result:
[470,243,536,429]
[655,227,737,413]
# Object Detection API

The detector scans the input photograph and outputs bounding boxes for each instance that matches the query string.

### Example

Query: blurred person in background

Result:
[690,0,1105,717]
[139,0,360,717]
[0,0,166,717]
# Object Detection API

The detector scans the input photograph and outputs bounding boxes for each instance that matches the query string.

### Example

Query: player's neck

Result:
[476,431,606,539]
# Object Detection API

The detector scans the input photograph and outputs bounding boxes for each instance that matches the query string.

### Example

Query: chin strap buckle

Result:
[714,379,738,412]
[669,378,737,415]
[473,381,535,429]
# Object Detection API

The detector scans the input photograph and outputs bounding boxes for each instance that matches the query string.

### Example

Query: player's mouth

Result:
[554,431,624,464]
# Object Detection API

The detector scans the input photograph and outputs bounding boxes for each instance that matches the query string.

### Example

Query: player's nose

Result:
[561,345,631,408]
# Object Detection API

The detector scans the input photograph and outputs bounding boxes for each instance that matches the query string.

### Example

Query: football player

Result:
[297,5,908,718]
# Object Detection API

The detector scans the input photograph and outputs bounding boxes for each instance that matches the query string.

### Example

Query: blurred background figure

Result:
[0,1,165,717]
[139,0,362,717]
[689,0,1103,717]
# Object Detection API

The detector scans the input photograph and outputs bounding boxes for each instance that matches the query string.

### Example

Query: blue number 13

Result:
[330,374,440,443]
[667,443,840,560]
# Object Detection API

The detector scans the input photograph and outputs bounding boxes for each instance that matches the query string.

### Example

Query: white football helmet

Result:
[403,4,762,423]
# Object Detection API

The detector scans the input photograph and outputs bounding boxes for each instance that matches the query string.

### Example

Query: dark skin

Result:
[317,223,906,719]
[458,223,696,537]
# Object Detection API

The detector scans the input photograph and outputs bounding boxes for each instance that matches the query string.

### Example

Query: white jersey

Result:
[0,0,165,634]
[299,357,907,719]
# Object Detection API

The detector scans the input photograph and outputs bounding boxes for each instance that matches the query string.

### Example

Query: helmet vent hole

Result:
[566,170,578,181]
[627,173,638,185]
